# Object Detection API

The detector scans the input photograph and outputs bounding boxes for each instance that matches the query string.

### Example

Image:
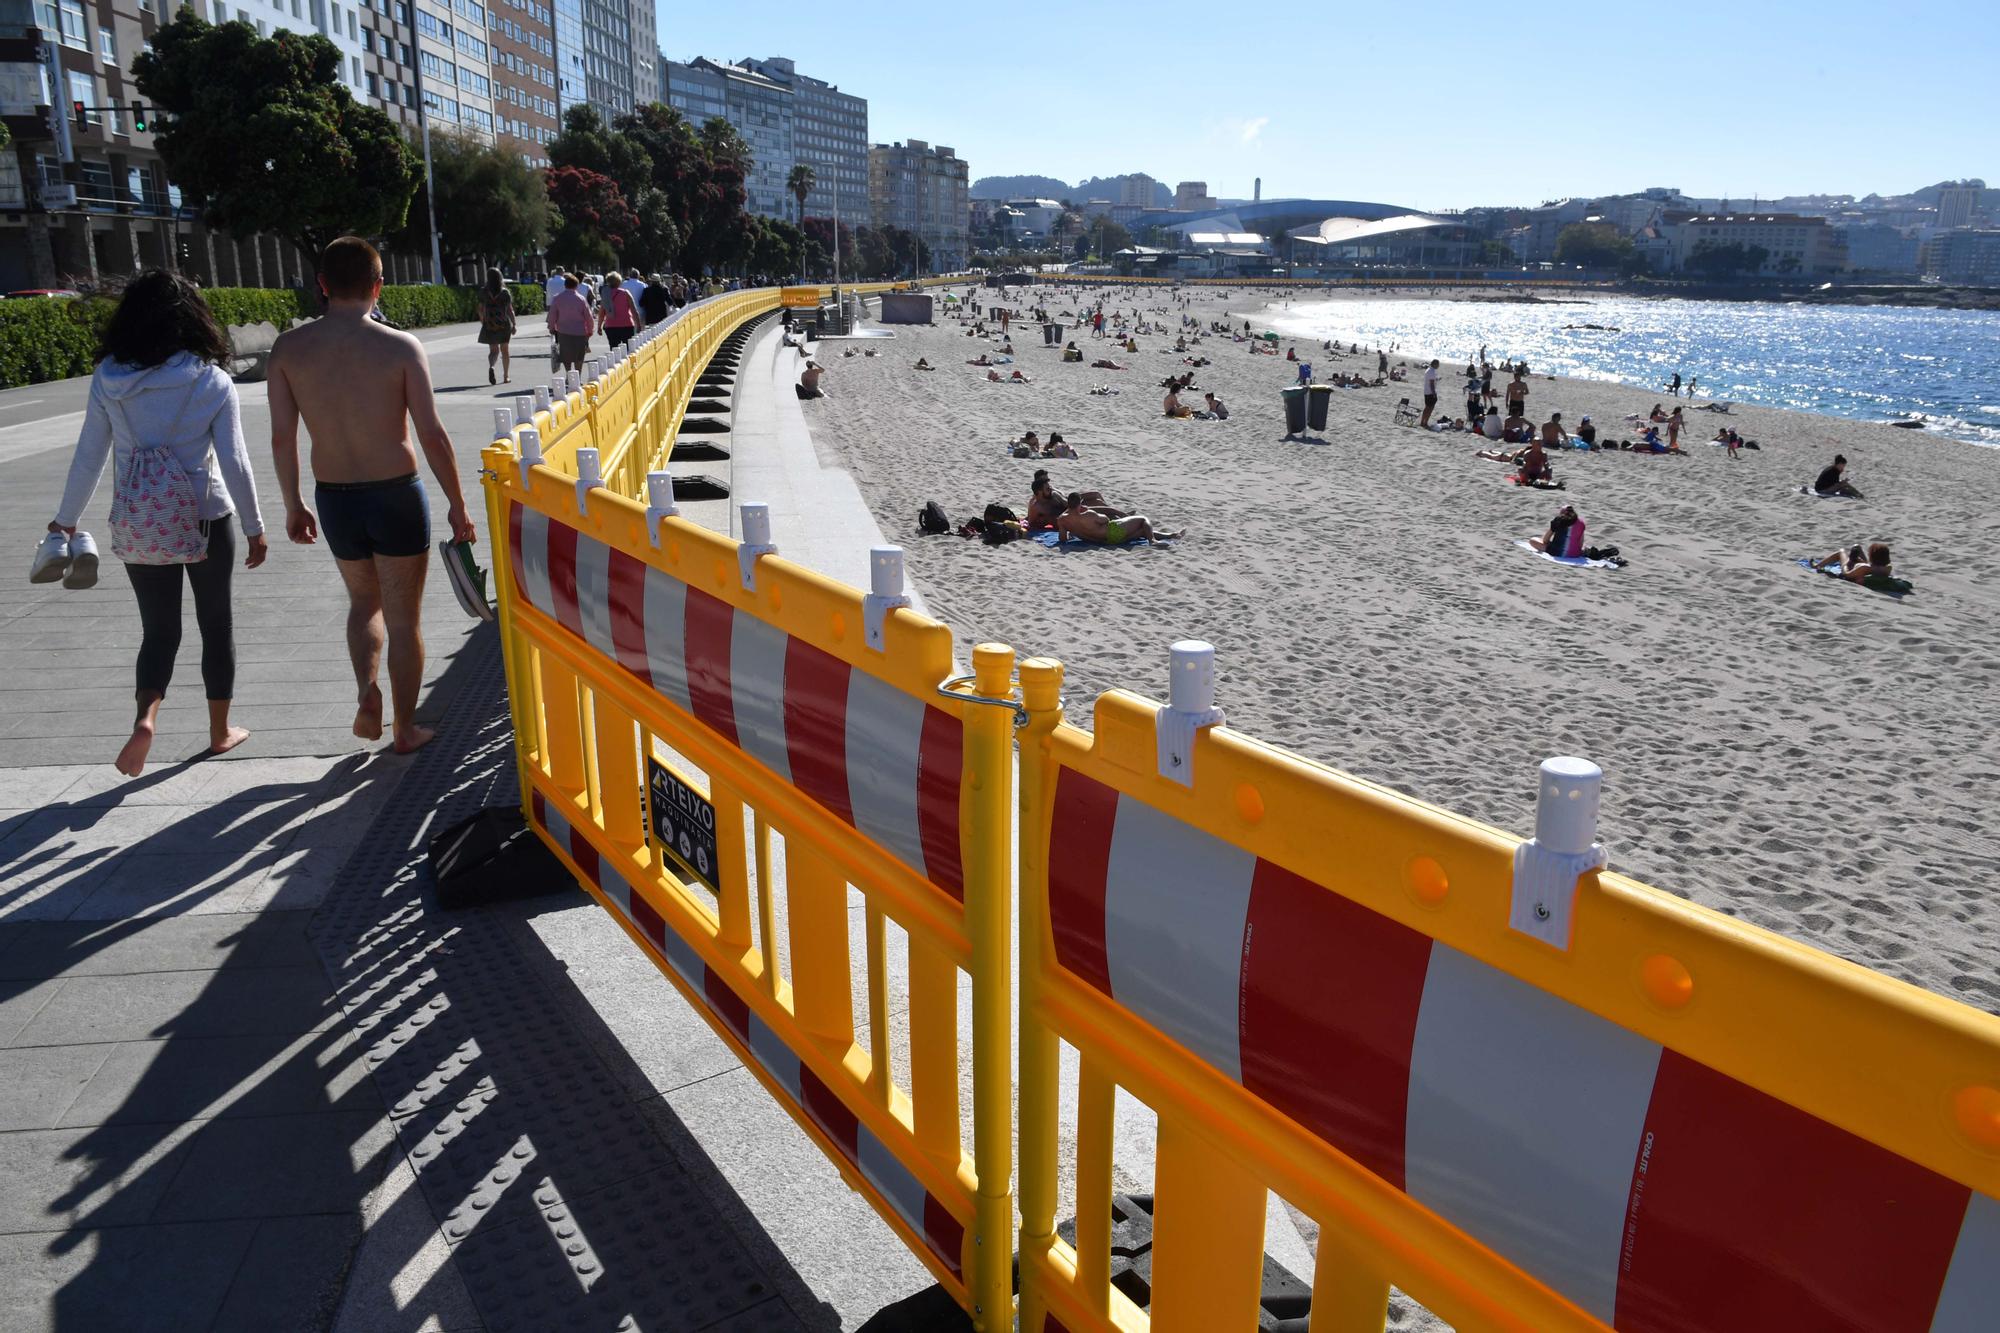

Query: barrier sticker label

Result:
[647,757,720,895]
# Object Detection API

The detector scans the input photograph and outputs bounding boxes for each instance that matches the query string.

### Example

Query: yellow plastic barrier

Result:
[479,447,1019,1327]
[1013,654,2000,1333]
[485,288,1998,1332]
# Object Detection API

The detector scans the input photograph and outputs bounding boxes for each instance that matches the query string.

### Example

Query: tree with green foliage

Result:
[397,130,554,270]
[548,105,649,200]
[1684,240,1770,278]
[801,217,853,278]
[622,187,683,274]
[786,163,815,226]
[133,13,418,278]
[748,216,803,277]
[1554,222,1634,270]
[544,165,637,271]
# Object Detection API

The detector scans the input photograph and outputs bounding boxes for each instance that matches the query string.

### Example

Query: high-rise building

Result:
[663,55,869,223]
[663,57,791,217]
[576,0,635,118]
[413,0,496,141]
[736,56,865,222]
[483,0,558,164]
[1174,180,1215,212]
[1922,229,2000,283]
[1936,186,1978,231]
[1118,172,1155,208]
[629,0,652,110]
[867,139,969,271]
[553,0,583,112]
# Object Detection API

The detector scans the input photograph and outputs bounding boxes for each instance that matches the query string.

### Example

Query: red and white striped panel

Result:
[509,502,965,900]
[1046,766,1996,1331]
[529,790,969,1282]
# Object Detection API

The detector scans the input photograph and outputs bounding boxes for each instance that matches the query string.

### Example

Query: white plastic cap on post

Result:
[644,469,677,547]
[517,426,543,467]
[514,397,534,426]
[862,545,911,651]
[736,501,777,589]
[492,406,515,439]
[1509,755,1609,950]
[574,446,601,514]
[871,546,905,597]
[1536,756,1603,854]
[533,385,551,413]
[565,370,580,393]
[1156,639,1226,785]
[1169,639,1217,713]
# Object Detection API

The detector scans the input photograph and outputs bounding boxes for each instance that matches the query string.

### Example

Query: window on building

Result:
[97,26,114,60]
[351,55,360,83]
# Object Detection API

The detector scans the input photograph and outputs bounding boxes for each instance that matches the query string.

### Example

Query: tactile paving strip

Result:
[307,625,798,1330]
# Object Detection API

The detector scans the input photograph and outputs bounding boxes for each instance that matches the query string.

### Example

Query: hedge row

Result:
[0,283,551,389]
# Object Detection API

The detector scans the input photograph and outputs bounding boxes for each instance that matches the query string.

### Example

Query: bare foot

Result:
[209,725,251,755]
[115,721,154,777]
[353,683,384,740]
[392,724,436,755]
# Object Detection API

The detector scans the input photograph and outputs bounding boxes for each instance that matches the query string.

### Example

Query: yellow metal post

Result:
[480,446,535,819]
[1015,655,1065,1331]
[964,642,1016,1331]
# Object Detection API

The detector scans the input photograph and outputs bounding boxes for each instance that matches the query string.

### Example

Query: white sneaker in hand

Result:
[29,531,70,584]
[63,530,99,589]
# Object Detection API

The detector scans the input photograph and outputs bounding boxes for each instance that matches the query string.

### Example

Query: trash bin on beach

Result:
[1307,384,1333,431]
[1043,321,1060,346]
[1281,385,1307,435]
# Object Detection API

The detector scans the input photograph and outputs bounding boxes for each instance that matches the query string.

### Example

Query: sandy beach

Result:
[798,283,2000,1018]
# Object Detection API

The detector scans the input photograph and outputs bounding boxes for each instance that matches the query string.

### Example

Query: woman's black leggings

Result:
[125,515,236,703]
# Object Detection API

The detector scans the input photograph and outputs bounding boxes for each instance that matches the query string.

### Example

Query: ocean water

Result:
[1266,295,2000,447]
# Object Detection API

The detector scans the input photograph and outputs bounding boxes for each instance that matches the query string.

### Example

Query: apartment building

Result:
[482,0,554,164]
[412,0,494,140]
[1664,212,1847,276]
[663,54,868,222]
[867,138,968,270]
[575,0,632,118]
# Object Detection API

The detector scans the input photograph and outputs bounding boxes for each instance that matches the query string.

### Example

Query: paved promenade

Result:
[0,319,946,1330]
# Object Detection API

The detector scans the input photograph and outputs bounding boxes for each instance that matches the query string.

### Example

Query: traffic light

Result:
[130,101,147,132]
[71,99,85,129]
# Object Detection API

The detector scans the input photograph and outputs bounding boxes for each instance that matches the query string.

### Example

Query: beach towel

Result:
[1033,530,1161,552]
[1514,539,1618,569]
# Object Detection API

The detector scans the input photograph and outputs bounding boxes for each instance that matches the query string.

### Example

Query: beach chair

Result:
[1393,399,1420,427]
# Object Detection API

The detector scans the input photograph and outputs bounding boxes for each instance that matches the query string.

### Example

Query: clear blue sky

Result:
[655,0,1995,209]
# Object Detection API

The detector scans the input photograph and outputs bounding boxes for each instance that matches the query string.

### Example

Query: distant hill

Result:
[970,175,1070,201]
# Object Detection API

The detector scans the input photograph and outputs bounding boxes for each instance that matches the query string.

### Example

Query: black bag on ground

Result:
[428,806,574,910]
[982,503,1019,524]
[918,501,952,535]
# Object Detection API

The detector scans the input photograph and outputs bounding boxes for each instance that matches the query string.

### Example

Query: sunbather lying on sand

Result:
[1092,359,1125,370]
[1813,542,1892,583]
[1057,494,1179,545]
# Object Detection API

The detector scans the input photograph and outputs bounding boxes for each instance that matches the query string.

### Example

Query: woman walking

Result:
[477,268,516,384]
[598,269,639,349]
[48,271,268,776]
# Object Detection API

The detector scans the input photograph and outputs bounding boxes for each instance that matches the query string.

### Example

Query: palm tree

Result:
[787,163,816,228]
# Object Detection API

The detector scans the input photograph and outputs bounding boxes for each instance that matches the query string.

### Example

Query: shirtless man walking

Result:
[268,236,475,753]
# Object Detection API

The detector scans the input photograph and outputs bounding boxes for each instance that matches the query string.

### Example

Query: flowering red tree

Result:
[544,165,638,270]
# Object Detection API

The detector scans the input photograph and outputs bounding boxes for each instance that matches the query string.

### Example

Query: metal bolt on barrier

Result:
[1155,639,1227,785]
[1509,756,1608,950]
[517,426,542,468]
[573,446,601,514]
[736,501,777,590]
[644,470,677,547]
[862,545,911,651]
